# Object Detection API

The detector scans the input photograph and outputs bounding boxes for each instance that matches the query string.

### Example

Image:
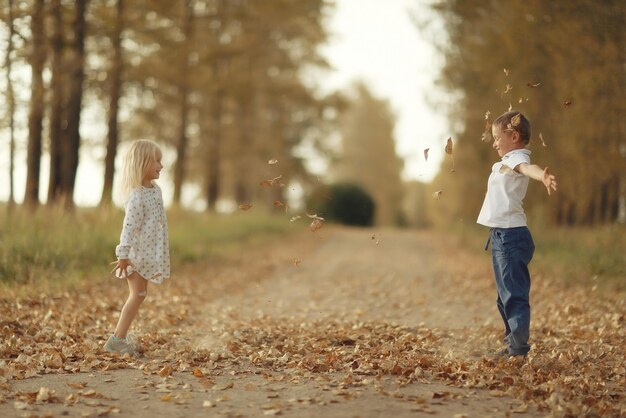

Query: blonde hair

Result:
[120,140,162,200]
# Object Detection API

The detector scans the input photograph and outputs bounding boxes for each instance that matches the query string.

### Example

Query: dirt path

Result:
[2,227,624,417]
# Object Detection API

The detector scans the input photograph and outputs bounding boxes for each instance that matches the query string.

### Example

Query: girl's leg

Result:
[113,272,148,339]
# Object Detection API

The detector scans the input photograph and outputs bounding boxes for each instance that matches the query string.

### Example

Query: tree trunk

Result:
[206,91,223,212]
[24,0,46,208]
[173,0,193,206]
[100,0,124,206]
[5,0,16,210]
[47,0,64,204]
[61,0,88,209]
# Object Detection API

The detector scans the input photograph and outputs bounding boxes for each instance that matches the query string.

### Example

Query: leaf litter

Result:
[0,231,624,418]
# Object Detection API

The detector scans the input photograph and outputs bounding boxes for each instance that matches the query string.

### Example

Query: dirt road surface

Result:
[2,227,624,417]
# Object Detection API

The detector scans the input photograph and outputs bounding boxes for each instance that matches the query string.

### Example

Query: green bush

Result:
[309,183,375,226]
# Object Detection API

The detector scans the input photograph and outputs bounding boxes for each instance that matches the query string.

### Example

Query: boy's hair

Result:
[120,140,161,200]
[493,111,531,144]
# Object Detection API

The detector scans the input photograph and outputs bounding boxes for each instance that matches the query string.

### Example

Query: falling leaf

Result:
[484,110,491,120]
[518,98,523,104]
[293,258,301,267]
[260,175,284,188]
[273,201,284,208]
[268,159,278,165]
[527,82,541,88]
[508,103,513,112]
[499,165,514,174]
[503,68,509,76]
[444,138,453,155]
[310,219,324,232]
[290,215,301,222]
[503,84,513,94]
[563,100,573,108]
[539,132,547,147]
[433,190,443,199]
[305,212,324,221]
[239,204,253,211]
[423,148,430,161]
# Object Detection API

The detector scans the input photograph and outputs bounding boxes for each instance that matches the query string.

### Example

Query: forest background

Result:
[0,0,624,288]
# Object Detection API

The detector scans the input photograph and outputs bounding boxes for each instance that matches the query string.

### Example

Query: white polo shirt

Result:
[477,148,531,228]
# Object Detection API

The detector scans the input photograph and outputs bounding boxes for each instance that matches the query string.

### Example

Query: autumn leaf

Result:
[527,82,541,88]
[260,175,284,187]
[433,190,442,199]
[268,159,278,165]
[273,201,284,208]
[503,83,512,94]
[290,215,301,222]
[239,204,253,211]
[444,138,453,155]
[510,113,521,127]
[309,219,324,232]
[293,258,301,266]
[423,148,430,161]
[503,68,509,76]
[563,100,573,108]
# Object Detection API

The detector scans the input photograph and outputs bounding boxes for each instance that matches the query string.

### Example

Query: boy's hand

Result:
[542,167,558,195]
[110,259,132,278]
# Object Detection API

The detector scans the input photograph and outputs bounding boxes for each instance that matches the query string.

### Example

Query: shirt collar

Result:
[502,148,531,161]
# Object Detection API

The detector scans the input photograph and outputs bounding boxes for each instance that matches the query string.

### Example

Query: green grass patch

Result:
[446,222,625,291]
[0,206,294,291]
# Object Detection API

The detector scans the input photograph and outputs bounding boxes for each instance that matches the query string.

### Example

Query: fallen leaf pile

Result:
[0,230,624,417]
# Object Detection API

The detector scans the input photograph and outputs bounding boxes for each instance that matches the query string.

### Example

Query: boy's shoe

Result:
[104,335,136,356]
[491,348,527,365]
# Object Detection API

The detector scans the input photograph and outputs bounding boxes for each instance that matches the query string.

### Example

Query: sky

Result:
[319,0,450,182]
[0,0,450,206]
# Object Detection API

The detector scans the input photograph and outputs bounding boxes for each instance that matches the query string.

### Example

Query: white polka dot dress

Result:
[115,184,170,284]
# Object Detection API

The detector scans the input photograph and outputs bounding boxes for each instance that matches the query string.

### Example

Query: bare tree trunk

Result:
[173,0,193,206]
[5,0,16,211]
[47,0,64,204]
[206,91,223,212]
[61,0,88,209]
[24,0,46,208]
[619,146,626,224]
[100,0,124,206]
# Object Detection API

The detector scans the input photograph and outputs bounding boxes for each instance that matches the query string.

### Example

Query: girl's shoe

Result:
[104,335,136,356]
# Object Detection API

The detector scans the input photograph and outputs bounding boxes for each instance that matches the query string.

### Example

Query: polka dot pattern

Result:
[115,184,170,284]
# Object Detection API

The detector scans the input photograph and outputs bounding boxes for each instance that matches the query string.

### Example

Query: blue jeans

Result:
[489,227,535,355]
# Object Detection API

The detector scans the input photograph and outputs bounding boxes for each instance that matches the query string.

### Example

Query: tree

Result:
[3,0,17,210]
[333,83,404,226]
[24,0,46,208]
[100,0,125,206]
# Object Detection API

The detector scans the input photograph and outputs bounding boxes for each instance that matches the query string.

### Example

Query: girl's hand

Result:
[110,259,133,278]
[542,167,558,195]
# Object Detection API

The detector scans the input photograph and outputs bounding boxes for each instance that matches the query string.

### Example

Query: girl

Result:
[105,140,170,355]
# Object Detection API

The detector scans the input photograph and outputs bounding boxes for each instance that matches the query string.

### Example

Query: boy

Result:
[477,111,557,359]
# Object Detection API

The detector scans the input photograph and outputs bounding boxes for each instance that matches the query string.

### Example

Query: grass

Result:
[448,222,626,291]
[0,205,295,292]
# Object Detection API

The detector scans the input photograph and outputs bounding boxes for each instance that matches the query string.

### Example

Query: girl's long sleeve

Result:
[115,190,144,259]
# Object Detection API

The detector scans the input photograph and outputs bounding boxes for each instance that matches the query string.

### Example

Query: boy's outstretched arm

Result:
[516,163,558,195]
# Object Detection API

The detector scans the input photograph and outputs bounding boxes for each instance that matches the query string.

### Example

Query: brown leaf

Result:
[527,82,541,88]
[239,204,253,211]
[268,159,279,165]
[310,219,324,232]
[444,138,453,155]
[433,190,443,199]
[423,148,430,161]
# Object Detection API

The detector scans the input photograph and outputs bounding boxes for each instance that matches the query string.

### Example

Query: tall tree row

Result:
[332,83,404,226]
[427,0,625,226]
[1,0,337,210]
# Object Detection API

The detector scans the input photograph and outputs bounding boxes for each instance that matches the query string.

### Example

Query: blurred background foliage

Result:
[0,0,624,287]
